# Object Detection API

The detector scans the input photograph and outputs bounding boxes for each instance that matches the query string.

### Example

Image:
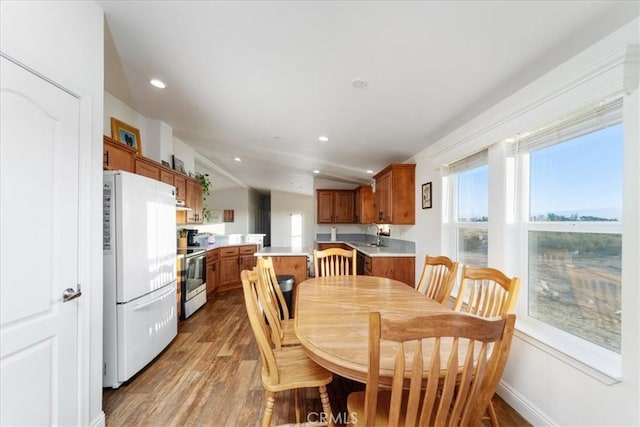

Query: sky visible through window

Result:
[530,124,623,221]
[457,124,623,222]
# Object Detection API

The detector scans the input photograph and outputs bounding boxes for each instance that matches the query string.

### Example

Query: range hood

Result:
[176,200,192,211]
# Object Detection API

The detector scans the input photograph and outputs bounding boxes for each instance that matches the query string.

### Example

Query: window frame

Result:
[514,137,623,380]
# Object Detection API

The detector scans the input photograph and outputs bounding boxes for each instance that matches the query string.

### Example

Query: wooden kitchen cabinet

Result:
[174,174,187,203]
[103,136,135,172]
[159,167,174,186]
[373,163,415,224]
[317,243,351,251]
[316,189,355,223]
[363,255,415,286]
[135,157,161,181]
[206,249,219,297]
[185,177,203,224]
[218,244,257,292]
[354,185,375,224]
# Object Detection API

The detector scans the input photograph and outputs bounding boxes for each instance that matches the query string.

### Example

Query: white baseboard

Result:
[90,411,105,427]
[497,381,556,427]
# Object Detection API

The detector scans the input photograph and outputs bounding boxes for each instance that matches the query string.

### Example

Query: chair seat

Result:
[281,319,300,346]
[263,346,333,392]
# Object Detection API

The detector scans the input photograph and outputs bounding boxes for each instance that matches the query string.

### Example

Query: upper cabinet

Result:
[185,178,203,224]
[373,163,415,224]
[103,136,135,172]
[103,135,204,224]
[354,185,375,224]
[317,190,355,223]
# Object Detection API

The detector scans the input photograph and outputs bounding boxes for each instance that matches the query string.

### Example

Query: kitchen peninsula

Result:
[253,246,311,292]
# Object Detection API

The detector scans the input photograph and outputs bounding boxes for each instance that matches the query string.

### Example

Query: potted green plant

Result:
[195,172,212,222]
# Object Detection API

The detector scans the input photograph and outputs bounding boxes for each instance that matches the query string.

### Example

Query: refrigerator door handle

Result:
[132,286,175,311]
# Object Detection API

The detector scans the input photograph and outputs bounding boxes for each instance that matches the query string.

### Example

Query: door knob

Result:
[62,287,82,302]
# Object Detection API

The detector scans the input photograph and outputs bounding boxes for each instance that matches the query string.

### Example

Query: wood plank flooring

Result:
[103,288,532,426]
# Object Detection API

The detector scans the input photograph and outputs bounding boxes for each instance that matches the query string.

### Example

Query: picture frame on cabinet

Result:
[223,210,234,223]
[172,155,185,174]
[161,160,171,168]
[422,182,432,209]
[110,117,142,155]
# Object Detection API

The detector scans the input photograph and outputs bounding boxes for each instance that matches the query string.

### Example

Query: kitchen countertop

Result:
[254,246,311,257]
[315,240,416,257]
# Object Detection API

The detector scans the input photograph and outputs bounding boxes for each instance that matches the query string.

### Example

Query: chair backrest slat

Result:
[362,311,516,427]
[416,255,459,304]
[313,248,357,277]
[255,257,290,349]
[454,265,520,317]
[241,269,280,384]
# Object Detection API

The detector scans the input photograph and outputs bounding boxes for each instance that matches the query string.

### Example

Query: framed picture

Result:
[172,155,185,174]
[223,209,235,223]
[161,160,171,168]
[422,182,432,209]
[110,118,142,155]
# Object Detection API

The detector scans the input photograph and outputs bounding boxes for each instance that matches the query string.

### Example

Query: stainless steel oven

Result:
[181,249,207,319]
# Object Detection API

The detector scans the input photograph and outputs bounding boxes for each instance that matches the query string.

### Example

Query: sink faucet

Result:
[365,224,380,245]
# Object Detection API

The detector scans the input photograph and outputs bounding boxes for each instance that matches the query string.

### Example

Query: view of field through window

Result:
[527,123,623,353]
[454,123,622,353]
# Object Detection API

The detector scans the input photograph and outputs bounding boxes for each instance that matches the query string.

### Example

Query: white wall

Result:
[414,19,639,426]
[209,187,251,234]
[0,1,105,426]
[271,190,315,248]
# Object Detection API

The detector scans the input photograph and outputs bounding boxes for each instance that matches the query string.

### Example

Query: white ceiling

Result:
[100,1,638,195]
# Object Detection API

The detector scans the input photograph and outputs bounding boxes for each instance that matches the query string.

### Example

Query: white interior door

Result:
[0,56,80,426]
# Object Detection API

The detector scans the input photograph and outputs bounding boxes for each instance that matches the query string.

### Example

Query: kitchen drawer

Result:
[207,248,219,261]
[220,247,239,258]
[239,244,257,255]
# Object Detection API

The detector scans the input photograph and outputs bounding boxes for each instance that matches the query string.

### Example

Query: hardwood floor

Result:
[103,288,532,426]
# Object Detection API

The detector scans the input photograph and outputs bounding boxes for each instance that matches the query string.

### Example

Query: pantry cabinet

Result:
[373,163,415,224]
[316,190,354,223]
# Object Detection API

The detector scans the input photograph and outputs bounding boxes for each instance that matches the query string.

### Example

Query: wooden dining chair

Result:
[313,248,357,277]
[453,265,520,427]
[416,255,459,305]
[453,265,520,317]
[255,257,299,350]
[241,269,334,427]
[346,311,516,427]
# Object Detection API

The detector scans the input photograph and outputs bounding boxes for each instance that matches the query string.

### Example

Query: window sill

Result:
[514,321,621,385]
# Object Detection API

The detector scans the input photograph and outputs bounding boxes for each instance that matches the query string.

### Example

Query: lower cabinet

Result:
[206,249,219,297]
[363,255,415,286]
[218,244,257,292]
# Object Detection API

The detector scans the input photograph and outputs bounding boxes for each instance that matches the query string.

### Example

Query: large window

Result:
[525,122,623,354]
[447,151,489,267]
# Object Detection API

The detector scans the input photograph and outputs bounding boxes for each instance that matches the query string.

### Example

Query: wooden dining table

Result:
[294,275,452,385]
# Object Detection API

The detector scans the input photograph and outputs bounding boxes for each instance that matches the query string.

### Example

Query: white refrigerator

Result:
[103,171,178,389]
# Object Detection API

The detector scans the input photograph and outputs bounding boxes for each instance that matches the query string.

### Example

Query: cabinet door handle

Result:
[104,151,109,165]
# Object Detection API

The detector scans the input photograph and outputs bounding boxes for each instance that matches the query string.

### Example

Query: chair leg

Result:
[318,385,333,427]
[487,399,499,427]
[263,391,277,427]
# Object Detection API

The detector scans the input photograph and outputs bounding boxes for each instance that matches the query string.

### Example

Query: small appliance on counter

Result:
[186,229,199,246]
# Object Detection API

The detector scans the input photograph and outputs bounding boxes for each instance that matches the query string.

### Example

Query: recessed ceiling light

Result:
[366,170,374,174]
[352,78,367,89]
[234,157,242,162]
[150,79,166,89]
[318,136,329,142]
[313,170,320,174]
